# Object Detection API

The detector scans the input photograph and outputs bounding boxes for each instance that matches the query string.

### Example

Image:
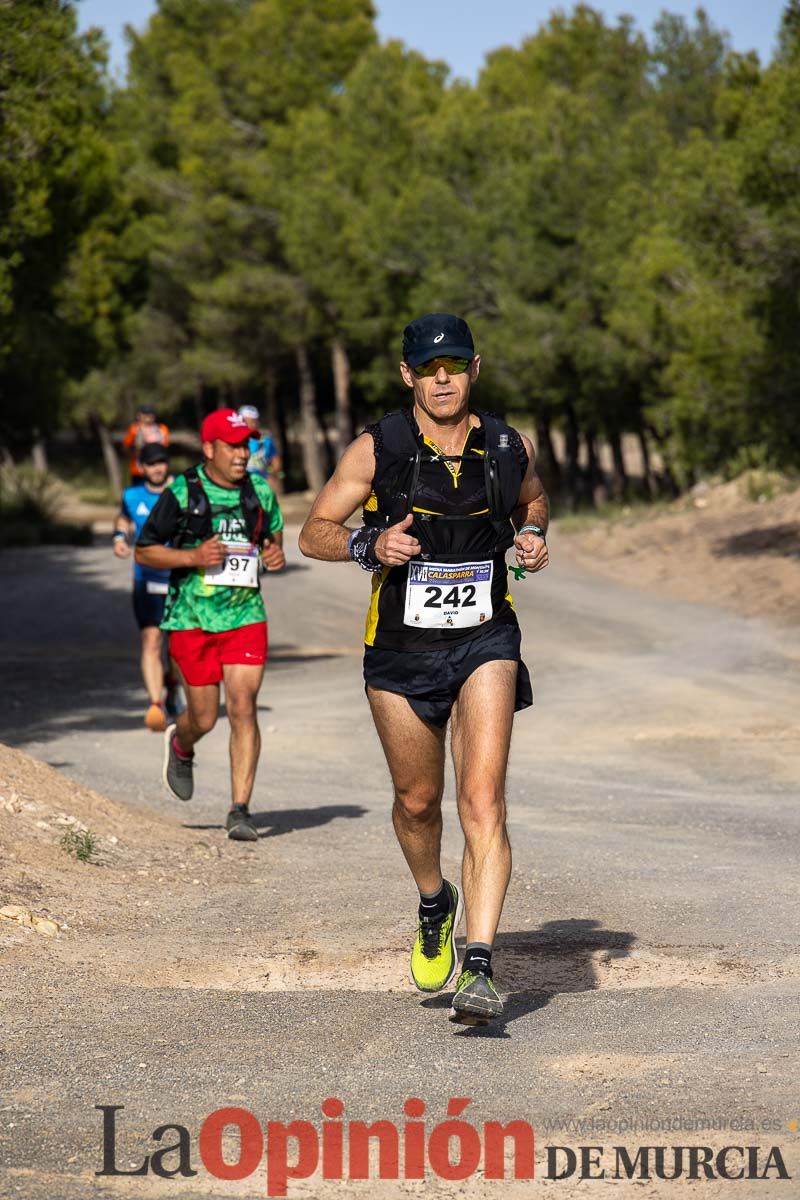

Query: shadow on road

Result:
[183,803,367,838]
[421,918,636,1039]
[714,523,800,559]
[0,546,145,746]
[0,546,346,744]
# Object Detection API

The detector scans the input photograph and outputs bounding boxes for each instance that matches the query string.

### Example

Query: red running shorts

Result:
[169,621,268,686]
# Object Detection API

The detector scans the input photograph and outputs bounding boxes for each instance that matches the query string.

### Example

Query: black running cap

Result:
[139,443,169,465]
[402,313,474,369]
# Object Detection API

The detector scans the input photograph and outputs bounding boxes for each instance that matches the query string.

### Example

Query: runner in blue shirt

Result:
[113,442,179,731]
[239,405,282,490]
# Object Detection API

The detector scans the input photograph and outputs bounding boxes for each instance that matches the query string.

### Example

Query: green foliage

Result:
[0,0,134,449]
[0,464,59,522]
[60,827,97,863]
[3,1,800,501]
[0,463,90,546]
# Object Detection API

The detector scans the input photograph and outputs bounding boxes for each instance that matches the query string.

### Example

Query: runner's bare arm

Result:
[113,514,134,559]
[260,529,285,572]
[135,540,226,570]
[512,433,550,573]
[299,434,422,566]
[298,435,376,561]
[135,488,225,569]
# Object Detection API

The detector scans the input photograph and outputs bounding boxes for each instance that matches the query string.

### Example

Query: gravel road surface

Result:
[1,530,798,1197]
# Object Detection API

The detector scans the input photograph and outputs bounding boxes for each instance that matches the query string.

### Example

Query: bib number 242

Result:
[404,560,493,629]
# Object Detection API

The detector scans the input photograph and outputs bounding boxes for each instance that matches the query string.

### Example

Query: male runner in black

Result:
[299,314,549,1025]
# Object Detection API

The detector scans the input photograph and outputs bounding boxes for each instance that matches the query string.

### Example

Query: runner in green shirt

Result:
[136,408,285,841]
[156,465,283,633]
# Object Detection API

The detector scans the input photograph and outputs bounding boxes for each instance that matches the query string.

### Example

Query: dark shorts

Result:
[363,622,533,728]
[132,580,168,630]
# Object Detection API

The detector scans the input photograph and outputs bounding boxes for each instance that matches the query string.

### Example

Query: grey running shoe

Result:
[449,968,504,1026]
[226,805,259,841]
[162,724,194,801]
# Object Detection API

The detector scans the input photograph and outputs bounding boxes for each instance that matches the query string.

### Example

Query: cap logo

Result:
[433,332,445,343]
[227,413,247,427]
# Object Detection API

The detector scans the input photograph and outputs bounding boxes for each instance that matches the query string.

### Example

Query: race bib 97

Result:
[204,544,259,588]
[404,560,493,629]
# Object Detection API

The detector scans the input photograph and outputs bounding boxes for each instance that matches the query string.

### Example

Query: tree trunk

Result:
[563,401,580,510]
[646,422,680,496]
[607,424,628,501]
[193,384,204,431]
[535,409,562,493]
[638,428,656,498]
[264,365,287,494]
[264,366,283,457]
[91,413,122,496]
[31,430,48,473]
[330,337,353,457]
[294,344,327,494]
[585,427,607,507]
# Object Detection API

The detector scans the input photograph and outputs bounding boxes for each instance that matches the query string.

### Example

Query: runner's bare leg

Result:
[450,659,516,945]
[367,687,446,895]
[140,626,165,705]
[222,663,264,808]
[175,682,220,753]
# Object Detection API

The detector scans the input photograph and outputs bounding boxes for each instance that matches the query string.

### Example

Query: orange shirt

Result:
[123,421,170,477]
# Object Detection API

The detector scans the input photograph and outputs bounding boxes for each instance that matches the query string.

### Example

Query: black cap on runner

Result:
[402,313,475,368]
[139,443,169,465]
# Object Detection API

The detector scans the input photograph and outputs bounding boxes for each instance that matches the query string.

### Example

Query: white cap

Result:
[238,405,260,421]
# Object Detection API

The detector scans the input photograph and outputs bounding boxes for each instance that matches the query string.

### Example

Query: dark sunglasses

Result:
[413,356,472,377]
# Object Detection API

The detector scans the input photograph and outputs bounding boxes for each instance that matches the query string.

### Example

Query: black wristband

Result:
[349,526,382,573]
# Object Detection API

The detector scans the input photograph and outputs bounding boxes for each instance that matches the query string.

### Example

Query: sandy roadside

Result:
[555,476,800,628]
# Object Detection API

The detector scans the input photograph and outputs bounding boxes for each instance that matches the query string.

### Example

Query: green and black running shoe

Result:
[449,968,504,1026]
[410,880,462,993]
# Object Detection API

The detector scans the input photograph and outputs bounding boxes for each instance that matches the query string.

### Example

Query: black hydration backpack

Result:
[362,409,525,553]
[174,466,267,547]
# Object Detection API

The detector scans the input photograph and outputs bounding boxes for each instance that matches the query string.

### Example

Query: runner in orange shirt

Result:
[122,406,170,483]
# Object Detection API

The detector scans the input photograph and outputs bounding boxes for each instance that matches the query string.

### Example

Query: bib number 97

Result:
[204,545,259,588]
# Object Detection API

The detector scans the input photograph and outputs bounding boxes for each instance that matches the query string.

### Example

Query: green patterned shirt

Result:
[137,466,283,632]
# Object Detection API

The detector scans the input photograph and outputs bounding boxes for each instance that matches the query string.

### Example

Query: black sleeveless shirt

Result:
[363,413,528,650]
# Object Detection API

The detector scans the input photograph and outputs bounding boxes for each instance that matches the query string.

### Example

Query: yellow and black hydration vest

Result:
[362,409,528,649]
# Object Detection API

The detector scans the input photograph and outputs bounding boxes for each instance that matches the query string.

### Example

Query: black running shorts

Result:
[363,622,532,728]
[132,580,167,630]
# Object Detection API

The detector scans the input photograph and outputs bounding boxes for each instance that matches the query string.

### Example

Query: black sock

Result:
[230,803,249,814]
[463,942,492,975]
[418,879,451,921]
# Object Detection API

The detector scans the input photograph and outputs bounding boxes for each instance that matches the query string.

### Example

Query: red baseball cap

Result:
[200,408,251,445]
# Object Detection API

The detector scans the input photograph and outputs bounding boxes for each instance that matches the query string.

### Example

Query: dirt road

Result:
[1,530,799,1197]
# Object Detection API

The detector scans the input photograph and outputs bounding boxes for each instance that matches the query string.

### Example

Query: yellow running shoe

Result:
[410,880,462,993]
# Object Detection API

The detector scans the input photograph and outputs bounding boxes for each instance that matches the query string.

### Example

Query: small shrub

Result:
[0,463,90,546]
[724,443,776,479]
[0,464,60,523]
[60,827,97,863]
